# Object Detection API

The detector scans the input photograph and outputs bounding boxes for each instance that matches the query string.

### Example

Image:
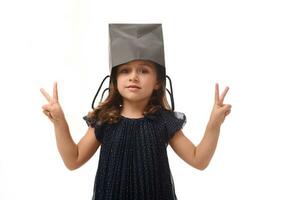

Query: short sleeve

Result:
[162,110,187,141]
[83,115,97,128]
[83,115,105,142]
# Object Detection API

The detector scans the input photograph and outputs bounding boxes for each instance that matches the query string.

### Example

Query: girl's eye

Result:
[141,69,148,73]
[120,69,128,73]
[119,68,149,74]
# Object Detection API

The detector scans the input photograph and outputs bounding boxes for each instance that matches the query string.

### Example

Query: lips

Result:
[127,85,141,89]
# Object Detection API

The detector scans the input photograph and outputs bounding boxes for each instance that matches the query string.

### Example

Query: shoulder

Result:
[156,109,186,142]
[160,109,186,122]
[83,114,111,128]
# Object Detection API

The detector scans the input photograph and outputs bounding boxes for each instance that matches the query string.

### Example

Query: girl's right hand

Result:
[40,81,65,123]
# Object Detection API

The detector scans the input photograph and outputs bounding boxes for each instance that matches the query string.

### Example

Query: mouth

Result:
[126,85,141,89]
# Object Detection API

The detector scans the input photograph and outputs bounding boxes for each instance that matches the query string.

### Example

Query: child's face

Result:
[116,60,159,104]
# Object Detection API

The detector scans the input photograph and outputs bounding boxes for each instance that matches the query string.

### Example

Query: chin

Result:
[122,95,150,102]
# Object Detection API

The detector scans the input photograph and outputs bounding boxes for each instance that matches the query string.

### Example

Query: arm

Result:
[40,82,100,171]
[169,122,220,171]
[169,83,231,171]
[169,130,203,170]
[194,122,221,170]
[53,117,101,170]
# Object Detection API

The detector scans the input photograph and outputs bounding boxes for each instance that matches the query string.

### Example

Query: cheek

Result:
[143,78,157,90]
[116,77,125,90]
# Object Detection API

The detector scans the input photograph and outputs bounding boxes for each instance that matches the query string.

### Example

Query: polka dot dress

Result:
[83,108,186,200]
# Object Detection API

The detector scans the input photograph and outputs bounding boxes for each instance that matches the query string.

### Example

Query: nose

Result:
[129,71,139,82]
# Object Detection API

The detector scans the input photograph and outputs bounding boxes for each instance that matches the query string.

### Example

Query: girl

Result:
[40,25,231,200]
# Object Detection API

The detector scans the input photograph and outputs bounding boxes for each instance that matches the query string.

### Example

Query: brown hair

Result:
[86,62,171,125]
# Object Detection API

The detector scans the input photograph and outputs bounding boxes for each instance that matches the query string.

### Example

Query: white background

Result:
[1,0,301,199]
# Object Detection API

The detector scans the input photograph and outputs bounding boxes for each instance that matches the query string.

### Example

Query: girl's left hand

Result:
[208,83,232,128]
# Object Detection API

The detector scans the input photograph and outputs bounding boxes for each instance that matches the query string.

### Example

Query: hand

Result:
[40,82,65,123]
[208,83,232,128]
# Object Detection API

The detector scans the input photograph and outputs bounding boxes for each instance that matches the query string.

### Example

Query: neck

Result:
[121,98,149,118]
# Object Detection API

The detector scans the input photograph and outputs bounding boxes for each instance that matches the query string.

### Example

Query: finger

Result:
[43,109,49,115]
[220,86,229,104]
[53,81,59,102]
[215,83,220,105]
[42,104,50,111]
[43,110,51,118]
[225,109,231,116]
[221,104,231,112]
[40,88,51,102]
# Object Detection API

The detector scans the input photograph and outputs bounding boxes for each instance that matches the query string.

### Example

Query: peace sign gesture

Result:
[208,83,232,128]
[40,82,65,123]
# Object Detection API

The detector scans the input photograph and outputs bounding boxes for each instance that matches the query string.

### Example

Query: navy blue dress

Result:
[83,108,186,200]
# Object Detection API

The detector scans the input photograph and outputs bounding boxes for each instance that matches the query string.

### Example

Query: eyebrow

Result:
[119,64,153,70]
[139,64,152,69]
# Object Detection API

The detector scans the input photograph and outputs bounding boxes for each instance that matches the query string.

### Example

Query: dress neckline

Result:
[120,115,146,121]
[119,107,164,122]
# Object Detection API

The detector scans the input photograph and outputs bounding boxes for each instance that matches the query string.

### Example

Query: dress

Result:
[83,108,186,200]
